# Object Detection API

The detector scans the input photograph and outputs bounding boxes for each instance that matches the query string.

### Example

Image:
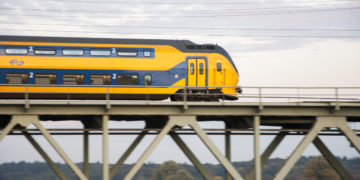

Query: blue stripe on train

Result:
[0,61,187,86]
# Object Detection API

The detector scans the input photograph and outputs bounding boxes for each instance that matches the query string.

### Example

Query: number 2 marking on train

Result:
[29,72,34,78]
[112,48,116,53]
[29,46,33,52]
[112,73,116,79]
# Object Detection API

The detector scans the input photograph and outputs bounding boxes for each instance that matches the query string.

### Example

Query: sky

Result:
[0,0,360,168]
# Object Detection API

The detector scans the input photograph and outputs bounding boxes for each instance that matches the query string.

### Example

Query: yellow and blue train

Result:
[0,35,240,101]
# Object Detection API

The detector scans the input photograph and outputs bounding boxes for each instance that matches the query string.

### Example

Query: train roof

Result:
[0,35,238,73]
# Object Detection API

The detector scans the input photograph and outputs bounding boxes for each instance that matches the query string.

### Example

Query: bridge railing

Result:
[0,85,359,104]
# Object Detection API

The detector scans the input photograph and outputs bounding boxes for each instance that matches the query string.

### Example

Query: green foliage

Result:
[302,156,339,180]
[0,157,359,180]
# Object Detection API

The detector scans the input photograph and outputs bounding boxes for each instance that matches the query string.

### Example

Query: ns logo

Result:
[10,59,24,66]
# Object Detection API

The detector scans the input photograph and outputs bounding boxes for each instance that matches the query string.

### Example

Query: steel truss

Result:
[1,115,360,180]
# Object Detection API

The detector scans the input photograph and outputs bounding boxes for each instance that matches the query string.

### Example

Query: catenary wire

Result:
[1,28,360,38]
[1,22,359,32]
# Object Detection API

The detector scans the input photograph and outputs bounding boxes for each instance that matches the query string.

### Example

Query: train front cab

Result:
[181,56,239,101]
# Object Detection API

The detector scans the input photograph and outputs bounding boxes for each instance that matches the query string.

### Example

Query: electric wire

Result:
[1,21,359,32]
[1,28,359,38]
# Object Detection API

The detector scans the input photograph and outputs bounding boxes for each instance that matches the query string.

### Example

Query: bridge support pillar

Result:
[83,130,89,178]
[102,115,109,180]
[245,132,286,180]
[225,129,232,180]
[124,116,244,180]
[0,115,87,180]
[253,116,261,180]
[274,116,360,180]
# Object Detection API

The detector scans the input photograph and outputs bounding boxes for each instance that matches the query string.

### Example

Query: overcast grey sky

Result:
[0,0,360,165]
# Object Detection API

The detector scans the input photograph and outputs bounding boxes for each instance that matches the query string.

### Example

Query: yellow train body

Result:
[0,36,240,100]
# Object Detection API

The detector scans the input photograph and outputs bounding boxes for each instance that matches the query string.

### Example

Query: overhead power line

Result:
[1,28,359,38]
[0,6,359,19]
[1,22,359,32]
[35,0,360,5]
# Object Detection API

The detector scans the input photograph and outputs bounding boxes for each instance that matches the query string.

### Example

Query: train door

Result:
[187,58,206,87]
[215,60,224,87]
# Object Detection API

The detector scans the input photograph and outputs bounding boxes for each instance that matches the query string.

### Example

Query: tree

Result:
[152,160,194,180]
[303,156,339,180]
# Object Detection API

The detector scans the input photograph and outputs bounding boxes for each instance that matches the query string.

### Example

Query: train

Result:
[0,35,241,101]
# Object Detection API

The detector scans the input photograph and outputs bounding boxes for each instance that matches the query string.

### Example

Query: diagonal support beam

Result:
[110,133,146,179]
[188,117,244,180]
[337,120,360,153]
[273,119,324,180]
[23,132,68,180]
[124,118,176,180]
[1,115,87,180]
[170,133,213,180]
[274,116,359,180]
[313,137,354,180]
[124,116,244,180]
[245,132,286,180]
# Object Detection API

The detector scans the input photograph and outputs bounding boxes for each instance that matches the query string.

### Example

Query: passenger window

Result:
[118,75,138,85]
[143,50,151,57]
[63,74,84,85]
[216,62,222,72]
[90,49,111,56]
[35,74,57,84]
[91,74,111,85]
[34,48,56,55]
[6,73,28,84]
[117,50,138,57]
[190,63,195,74]
[62,48,84,56]
[5,47,28,55]
[144,75,152,86]
[199,63,204,75]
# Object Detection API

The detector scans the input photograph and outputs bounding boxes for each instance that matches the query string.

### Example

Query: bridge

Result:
[1,86,360,180]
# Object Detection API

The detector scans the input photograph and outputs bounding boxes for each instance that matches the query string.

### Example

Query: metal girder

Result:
[124,116,244,180]
[0,115,87,180]
[225,131,232,180]
[170,133,213,180]
[313,137,353,180]
[23,132,68,180]
[1,101,360,117]
[83,131,89,178]
[253,116,261,180]
[274,117,360,180]
[245,132,286,180]
[102,115,109,180]
[110,133,146,179]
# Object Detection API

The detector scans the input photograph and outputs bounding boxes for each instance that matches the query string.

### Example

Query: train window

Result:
[5,47,28,55]
[118,75,138,85]
[143,49,151,57]
[144,75,152,86]
[117,50,138,57]
[63,74,84,85]
[62,48,84,56]
[216,62,222,72]
[35,74,57,84]
[90,49,111,56]
[199,63,204,75]
[6,73,28,84]
[91,74,111,85]
[34,48,56,55]
[190,63,195,74]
